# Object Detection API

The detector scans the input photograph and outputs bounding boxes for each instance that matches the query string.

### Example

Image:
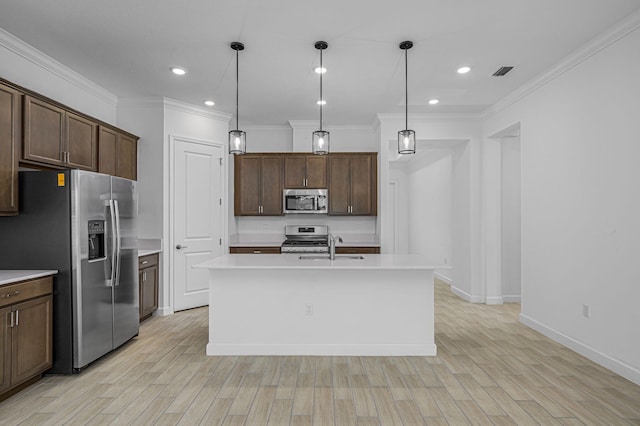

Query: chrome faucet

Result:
[329,234,343,260]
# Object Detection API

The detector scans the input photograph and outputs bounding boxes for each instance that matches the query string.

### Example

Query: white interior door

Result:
[173,138,223,311]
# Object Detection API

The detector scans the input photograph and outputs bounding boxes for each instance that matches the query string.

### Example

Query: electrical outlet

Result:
[305,304,313,316]
[582,304,590,318]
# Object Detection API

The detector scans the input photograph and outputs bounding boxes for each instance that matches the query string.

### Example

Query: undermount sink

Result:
[298,255,365,260]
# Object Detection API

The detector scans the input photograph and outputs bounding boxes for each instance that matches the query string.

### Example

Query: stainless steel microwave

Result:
[283,189,328,214]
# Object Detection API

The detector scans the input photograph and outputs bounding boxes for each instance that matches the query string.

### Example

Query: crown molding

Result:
[288,120,317,129]
[484,9,640,118]
[117,97,166,109]
[118,96,232,122]
[163,98,232,122]
[376,112,482,122]
[244,124,292,131]
[0,28,117,107]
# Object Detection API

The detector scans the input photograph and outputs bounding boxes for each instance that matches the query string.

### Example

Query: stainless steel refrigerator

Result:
[0,170,139,374]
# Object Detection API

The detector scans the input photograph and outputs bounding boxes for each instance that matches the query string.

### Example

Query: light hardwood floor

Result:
[1,279,639,425]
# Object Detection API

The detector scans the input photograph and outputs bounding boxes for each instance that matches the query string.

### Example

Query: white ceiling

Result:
[1,0,638,125]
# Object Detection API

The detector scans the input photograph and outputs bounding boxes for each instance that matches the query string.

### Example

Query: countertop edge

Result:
[139,249,162,257]
[0,270,58,286]
[194,254,443,270]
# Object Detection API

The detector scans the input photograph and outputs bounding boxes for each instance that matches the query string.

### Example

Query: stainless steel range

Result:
[281,225,329,254]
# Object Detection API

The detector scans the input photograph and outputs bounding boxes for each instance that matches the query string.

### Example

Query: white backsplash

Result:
[234,216,377,242]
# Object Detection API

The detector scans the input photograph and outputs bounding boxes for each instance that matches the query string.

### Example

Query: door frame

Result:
[167,135,227,314]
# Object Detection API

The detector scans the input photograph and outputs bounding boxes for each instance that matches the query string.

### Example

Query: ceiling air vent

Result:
[492,66,514,77]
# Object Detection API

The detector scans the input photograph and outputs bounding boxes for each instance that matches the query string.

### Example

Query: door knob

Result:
[176,244,188,250]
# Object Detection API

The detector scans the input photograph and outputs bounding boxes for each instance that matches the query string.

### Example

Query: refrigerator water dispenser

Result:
[88,220,105,261]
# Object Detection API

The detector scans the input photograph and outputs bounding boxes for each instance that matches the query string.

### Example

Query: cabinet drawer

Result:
[139,254,159,269]
[0,277,53,308]
[335,246,380,254]
[230,247,281,254]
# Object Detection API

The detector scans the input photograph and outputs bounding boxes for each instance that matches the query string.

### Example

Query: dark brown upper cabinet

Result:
[234,154,283,216]
[0,83,21,216]
[284,155,327,188]
[328,153,377,216]
[23,96,98,171]
[98,126,138,181]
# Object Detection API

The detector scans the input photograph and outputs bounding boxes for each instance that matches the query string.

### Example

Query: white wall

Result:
[117,98,165,240]
[376,114,482,302]
[244,125,292,152]
[407,153,452,268]
[484,22,640,384]
[118,97,231,315]
[0,28,117,124]
[501,136,521,301]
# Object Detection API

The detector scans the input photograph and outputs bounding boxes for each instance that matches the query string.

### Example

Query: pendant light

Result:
[398,40,416,155]
[229,41,246,155]
[312,41,329,155]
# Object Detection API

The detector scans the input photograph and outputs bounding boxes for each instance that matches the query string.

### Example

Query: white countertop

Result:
[0,270,58,286]
[194,254,442,270]
[139,249,162,257]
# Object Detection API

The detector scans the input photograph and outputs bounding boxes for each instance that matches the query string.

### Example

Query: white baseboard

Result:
[434,272,452,285]
[206,343,438,357]
[503,295,521,303]
[519,313,640,386]
[485,296,504,305]
[155,306,174,316]
[450,285,484,303]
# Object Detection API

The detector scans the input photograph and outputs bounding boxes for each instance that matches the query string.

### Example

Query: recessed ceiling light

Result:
[314,67,327,74]
[317,99,326,105]
[204,100,215,106]
[171,67,187,76]
[457,66,471,74]
[428,99,439,105]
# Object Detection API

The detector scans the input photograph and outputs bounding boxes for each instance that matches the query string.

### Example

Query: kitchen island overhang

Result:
[194,254,440,356]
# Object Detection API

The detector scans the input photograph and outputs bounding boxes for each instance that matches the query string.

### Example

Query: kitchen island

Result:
[194,254,439,356]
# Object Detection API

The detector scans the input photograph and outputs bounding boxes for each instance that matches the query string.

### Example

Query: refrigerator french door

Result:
[72,171,139,369]
[0,170,138,373]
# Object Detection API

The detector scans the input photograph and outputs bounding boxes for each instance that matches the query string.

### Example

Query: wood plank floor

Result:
[1,279,639,425]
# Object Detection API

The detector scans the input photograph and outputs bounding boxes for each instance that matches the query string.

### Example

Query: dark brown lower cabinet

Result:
[335,246,380,254]
[139,254,159,321]
[0,276,53,401]
[230,247,281,254]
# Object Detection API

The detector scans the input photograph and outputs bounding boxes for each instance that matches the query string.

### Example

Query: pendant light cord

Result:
[319,48,323,132]
[236,48,239,131]
[405,47,408,131]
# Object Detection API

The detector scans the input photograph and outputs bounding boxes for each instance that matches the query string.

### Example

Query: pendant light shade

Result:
[398,40,416,155]
[229,41,246,155]
[312,41,329,155]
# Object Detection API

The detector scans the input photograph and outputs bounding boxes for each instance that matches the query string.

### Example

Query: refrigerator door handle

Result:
[113,199,122,287]
[107,200,117,287]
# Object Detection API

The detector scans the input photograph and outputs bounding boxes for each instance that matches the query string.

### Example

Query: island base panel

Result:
[206,268,435,356]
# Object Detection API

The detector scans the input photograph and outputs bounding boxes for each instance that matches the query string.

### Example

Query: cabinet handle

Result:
[4,291,20,298]
[141,260,148,265]
[66,152,70,163]
[9,311,14,328]
[15,310,19,326]
[143,271,147,281]
[253,250,262,254]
